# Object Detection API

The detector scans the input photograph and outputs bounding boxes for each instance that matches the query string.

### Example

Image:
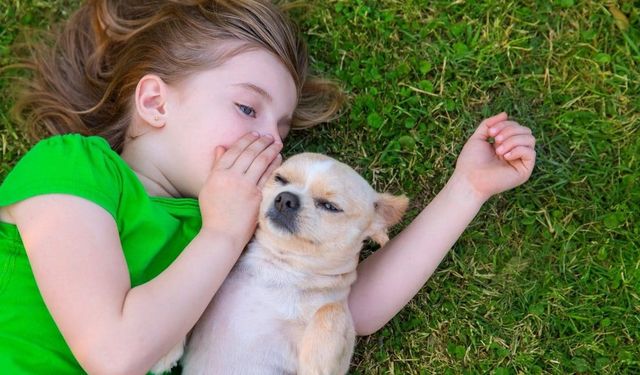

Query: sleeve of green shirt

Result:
[0,134,122,221]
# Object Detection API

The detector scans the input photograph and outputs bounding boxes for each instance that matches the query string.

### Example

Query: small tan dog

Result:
[152,152,408,375]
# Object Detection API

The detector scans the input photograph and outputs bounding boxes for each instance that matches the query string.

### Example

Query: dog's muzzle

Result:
[266,191,300,234]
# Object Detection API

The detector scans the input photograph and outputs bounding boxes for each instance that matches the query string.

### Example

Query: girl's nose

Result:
[264,121,284,144]
[272,132,283,145]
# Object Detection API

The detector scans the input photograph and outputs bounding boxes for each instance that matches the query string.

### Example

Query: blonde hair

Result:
[8,0,344,152]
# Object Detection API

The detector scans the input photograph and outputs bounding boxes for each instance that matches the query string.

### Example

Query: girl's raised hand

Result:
[454,112,536,201]
[198,132,283,250]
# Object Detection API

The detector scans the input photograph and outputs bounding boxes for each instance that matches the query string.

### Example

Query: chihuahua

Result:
[152,152,408,375]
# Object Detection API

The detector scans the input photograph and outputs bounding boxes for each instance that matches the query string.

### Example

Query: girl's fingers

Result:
[494,134,536,156]
[471,112,508,140]
[242,141,283,183]
[504,145,536,174]
[215,132,261,169]
[491,122,532,142]
[487,120,528,138]
[212,146,227,168]
[257,154,283,189]
[481,112,509,128]
[231,135,279,174]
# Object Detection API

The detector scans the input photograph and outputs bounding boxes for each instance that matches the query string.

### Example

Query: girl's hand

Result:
[454,112,536,201]
[198,132,283,250]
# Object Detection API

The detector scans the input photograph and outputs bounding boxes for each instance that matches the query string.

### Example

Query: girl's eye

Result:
[274,174,289,185]
[236,104,256,118]
[315,200,343,213]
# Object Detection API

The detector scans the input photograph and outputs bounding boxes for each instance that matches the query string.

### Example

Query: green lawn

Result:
[2,1,639,374]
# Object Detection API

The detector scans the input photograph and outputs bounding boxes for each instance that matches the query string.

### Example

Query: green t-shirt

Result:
[0,134,202,374]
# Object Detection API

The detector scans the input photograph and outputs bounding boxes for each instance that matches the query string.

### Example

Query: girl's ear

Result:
[134,74,169,129]
[368,193,409,247]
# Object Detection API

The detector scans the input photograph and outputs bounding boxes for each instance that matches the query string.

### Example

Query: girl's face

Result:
[160,47,298,197]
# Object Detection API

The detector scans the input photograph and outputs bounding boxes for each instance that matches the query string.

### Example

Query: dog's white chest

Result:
[181,245,351,374]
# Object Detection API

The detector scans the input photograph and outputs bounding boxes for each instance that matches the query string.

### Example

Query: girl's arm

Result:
[349,173,485,336]
[13,195,237,374]
[10,133,282,375]
[349,113,536,336]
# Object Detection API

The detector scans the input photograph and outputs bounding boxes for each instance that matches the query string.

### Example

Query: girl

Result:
[0,0,536,374]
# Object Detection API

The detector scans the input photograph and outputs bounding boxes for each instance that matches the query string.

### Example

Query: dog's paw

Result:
[149,338,185,374]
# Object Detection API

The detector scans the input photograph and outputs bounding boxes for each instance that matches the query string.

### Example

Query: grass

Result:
[2,0,639,374]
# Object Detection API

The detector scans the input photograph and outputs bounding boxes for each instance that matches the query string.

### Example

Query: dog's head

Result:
[256,153,408,273]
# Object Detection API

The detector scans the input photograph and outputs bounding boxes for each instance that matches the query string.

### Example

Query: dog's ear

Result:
[368,193,409,247]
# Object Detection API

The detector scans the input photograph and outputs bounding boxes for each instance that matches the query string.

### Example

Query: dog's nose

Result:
[274,191,300,213]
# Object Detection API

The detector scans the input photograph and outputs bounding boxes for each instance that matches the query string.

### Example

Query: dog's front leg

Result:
[149,337,186,374]
[298,302,355,375]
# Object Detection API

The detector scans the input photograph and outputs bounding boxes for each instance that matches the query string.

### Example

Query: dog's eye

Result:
[274,174,289,185]
[315,199,343,213]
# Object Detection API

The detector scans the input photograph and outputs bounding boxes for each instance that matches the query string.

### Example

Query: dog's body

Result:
[152,153,407,375]
[182,239,356,374]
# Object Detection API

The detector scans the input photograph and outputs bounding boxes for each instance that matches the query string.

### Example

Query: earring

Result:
[154,114,160,122]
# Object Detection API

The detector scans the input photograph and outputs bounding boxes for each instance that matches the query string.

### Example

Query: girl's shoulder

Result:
[30,133,115,159]
[5,133,130,190]
[0,133,139,222]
